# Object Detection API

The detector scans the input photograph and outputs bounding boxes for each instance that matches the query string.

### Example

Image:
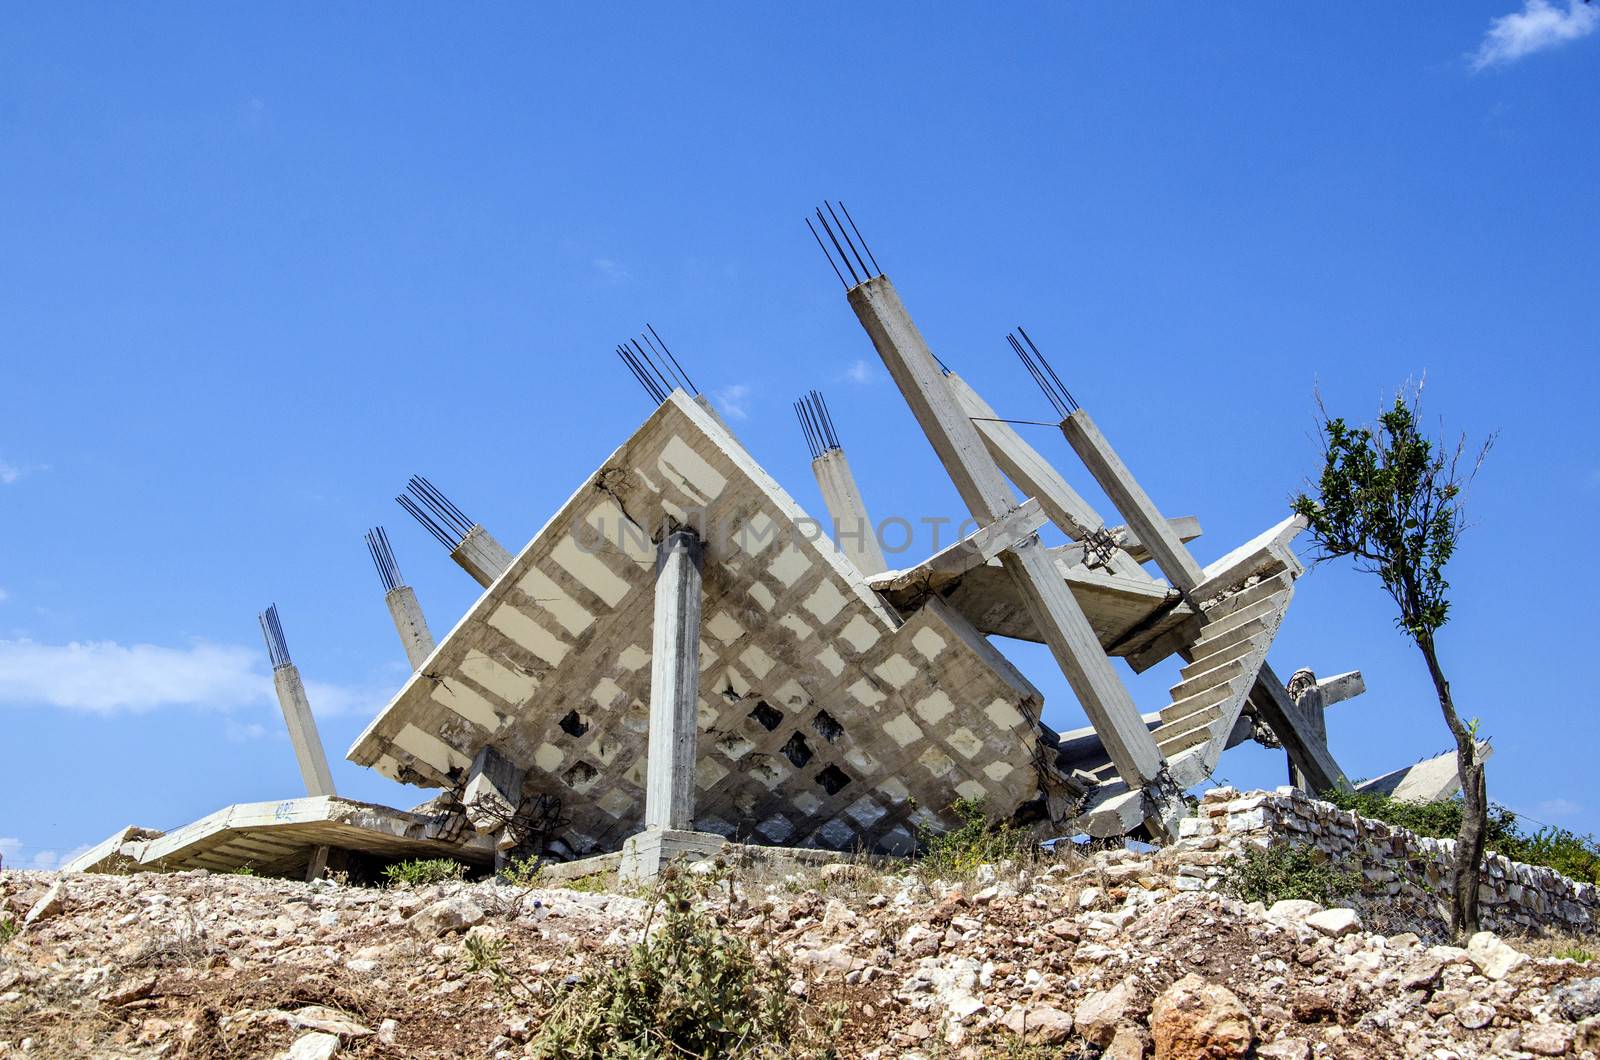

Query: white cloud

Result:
[842,359,880,385]
[0,638,381,718]
[0,638,266,714]
[0,460,22,485]
[0,837,20,862]
[713,384,752,421]
[1535,797,1582,819]
[28,844,94,871]
[1472,0,1598,70]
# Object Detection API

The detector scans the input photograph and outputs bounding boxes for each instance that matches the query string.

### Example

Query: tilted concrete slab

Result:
[1356,742,1494,804]
[350,392,1075,858]
[903,557,1197,661]
[63,797,495,877]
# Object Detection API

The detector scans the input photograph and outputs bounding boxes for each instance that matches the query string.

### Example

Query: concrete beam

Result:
[644,529,704,831]
[385,586,436,670]
[462,744,526,838]
[1246,663,1350,795]
[272,664,337,798]
[1060,409,1205,592]
[945,372,1150,582]
[845,276,1176,836]
[811,448,888,576]
[453,525,513,587]
[868,498,1046,597]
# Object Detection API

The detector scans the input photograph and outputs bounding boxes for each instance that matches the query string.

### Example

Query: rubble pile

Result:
[6,807,1600,1059]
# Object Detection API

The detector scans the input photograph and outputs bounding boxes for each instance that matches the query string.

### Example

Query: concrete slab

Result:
[63,796,496,877]
[349,392,1070,858]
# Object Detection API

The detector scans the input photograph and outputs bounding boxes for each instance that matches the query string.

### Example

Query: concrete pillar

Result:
[811,448,887,576]
[272,664,337,798]
[945,372,1150,581]
[1248,663,1349,795]
[645,529,704,830]
[845,276,1176,836]
[452,524,513,587]
[1060,409,1205,592]
[385,585,436,670]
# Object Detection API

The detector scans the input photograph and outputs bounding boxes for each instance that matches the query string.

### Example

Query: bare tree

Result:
[1292,383,1495,935]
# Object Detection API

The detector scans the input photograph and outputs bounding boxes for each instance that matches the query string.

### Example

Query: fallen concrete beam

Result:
[1245,663,1351,795]
[944,371,1151,582]
[867,498,1046,597]
[1061,408,1205,592]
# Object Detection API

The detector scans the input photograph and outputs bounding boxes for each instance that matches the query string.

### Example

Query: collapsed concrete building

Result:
[67,205,1473,882]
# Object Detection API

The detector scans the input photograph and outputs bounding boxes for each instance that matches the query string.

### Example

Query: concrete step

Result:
[1190,593,1289,656]
[1157,715,1221,757]
[1168,654,1255,703]
[1179,636,1257,681]
[1198,571,1295,623]
[1158,680,1236,726]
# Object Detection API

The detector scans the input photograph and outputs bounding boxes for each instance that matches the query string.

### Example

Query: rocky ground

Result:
[4,844,1600,1059]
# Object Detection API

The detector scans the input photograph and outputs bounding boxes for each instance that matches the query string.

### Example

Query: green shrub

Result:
[916,797,1036,881]
[230,863,257,876]
[496,854,543,888]
[1221,843,1361,905]
[0,914,16,944]
[529,870,807,1059]
[382,857,466,887]
[1554,946,1596,964]
[1321,789,1600,884]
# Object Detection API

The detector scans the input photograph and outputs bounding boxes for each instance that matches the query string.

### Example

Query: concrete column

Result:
[272,664,337,798]
[945,372,1150,581]
[385,585,436,670]
[811,449,887,576]
[452,525,513,587]
[1248,663,1349,795]
[644,529,704,831]
[1060,409,1205,592]
[846,276,1175,835]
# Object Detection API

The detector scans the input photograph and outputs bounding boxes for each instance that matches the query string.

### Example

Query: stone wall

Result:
[1167,786,1598,938]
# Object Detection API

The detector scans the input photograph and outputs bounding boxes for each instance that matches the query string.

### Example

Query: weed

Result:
[496,854,543,888]
[528,869,813,1059]
[382,858,466,887]
[230,864,256,876]
[1220,843,1361,905]
[0,914,16,944]
[915,797,1036,883]
[1555,946,1596,963]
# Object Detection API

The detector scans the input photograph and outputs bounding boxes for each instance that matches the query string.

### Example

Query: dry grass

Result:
[1506,929,1600,963]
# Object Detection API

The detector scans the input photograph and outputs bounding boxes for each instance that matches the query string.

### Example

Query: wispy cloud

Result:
[0,637,380,718]
[0,837,19,863]
[1472,0,1598,70]
[713,384,752,421]
[1535,797,1582,819]
[841,359,880,385]
[592,257,631,283]
[0,836,90,871]
[0,588,9,604]
[0,460,24,485]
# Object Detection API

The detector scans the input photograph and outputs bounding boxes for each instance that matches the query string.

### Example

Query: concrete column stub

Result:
[645,529,705,832]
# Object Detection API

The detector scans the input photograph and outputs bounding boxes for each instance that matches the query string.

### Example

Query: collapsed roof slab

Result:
[62,796,495,877]
[350,392,1077,858]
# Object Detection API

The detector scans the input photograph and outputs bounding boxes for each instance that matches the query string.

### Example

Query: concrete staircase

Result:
[1064,562,1296,801]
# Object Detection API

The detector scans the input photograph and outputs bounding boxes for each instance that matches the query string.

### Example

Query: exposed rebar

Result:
[365,526,405,593]
[1008,327,1080,417]
[614,325,698,405]
[259,604,292,670]
[397,476,475,549]
[806,201,884,289]
[794,390,843,460]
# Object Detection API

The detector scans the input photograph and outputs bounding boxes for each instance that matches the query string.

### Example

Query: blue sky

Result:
[3,4,1597,869]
